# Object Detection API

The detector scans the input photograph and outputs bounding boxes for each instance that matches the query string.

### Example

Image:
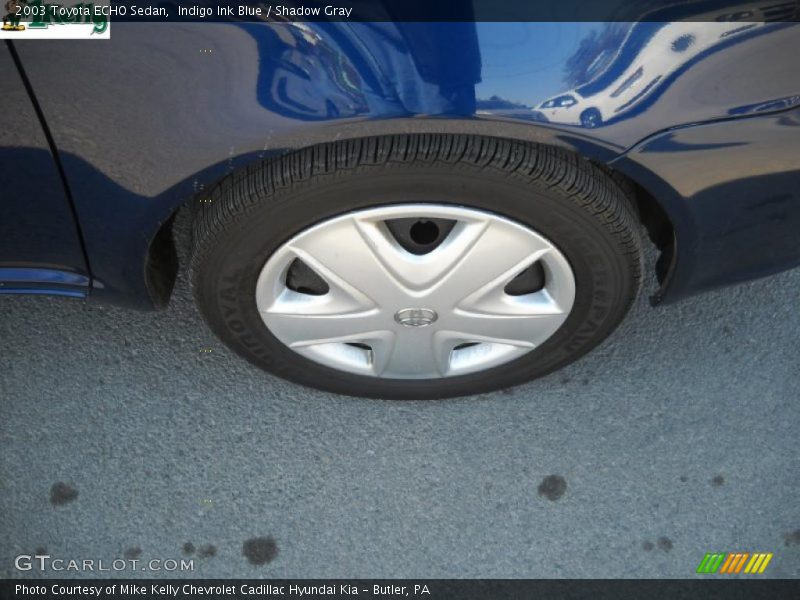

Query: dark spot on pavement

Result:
[560,376,571,384]
[711,475,725,487]
[785,529,800,546]
[582,378,589,386]
[537,475,567,501]
[124,547,142,560]
[642,541,654,551]
[243,537,278,565]
[657,537,673,552]
[182,542,195,555]
[198,544,216,558]
[50,482,78,506]
[679,475,688,482]
[35,547,47,555]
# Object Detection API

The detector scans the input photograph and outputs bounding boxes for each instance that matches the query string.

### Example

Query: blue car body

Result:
[2,17,800,309]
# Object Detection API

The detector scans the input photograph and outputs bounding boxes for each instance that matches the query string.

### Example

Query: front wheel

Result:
[191,135,642,399]
[580,108,603,129]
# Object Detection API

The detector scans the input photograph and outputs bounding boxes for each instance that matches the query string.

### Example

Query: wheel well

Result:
[145,136,677,308]
[143,213,179,309]
[605,165,676,290]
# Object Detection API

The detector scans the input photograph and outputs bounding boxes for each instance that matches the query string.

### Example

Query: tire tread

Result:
[192,135,642,295]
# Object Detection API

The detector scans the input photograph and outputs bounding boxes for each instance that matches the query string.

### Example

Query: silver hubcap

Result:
[255,204,576,379]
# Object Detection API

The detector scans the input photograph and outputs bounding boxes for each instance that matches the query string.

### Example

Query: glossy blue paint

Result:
[2,16,800,309]
[0,44,89,279]
[612,106,800,303]
[0,268,90,286]
[0,268,89,298]
[0,288,87,298]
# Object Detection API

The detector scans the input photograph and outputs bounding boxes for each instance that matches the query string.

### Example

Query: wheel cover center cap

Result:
[395,308,438,327]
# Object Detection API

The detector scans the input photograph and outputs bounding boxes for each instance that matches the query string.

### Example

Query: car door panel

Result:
[0,43,89,294]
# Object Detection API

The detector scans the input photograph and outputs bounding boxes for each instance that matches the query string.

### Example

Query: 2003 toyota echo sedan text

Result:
[2,7,800,398]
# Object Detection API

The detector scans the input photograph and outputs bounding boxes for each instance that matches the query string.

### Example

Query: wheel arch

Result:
[144,122,678,309]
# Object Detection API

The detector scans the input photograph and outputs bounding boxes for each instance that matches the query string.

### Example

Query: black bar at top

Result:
[13,0,800,23]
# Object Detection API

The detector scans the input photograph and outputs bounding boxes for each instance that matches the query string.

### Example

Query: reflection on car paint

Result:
[242,12,797,132]
[477,1,797,129]
[534,21,766,128]
[239,22,370,120]
[242,21,481,120]
[728,94,800,116]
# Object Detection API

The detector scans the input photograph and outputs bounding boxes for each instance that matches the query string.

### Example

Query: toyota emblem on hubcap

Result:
[394,308,438,327]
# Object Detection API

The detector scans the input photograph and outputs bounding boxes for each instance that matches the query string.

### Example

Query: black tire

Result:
[191,135,642,399]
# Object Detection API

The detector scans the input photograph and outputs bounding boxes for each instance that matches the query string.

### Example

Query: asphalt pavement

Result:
[1,215,798,579]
